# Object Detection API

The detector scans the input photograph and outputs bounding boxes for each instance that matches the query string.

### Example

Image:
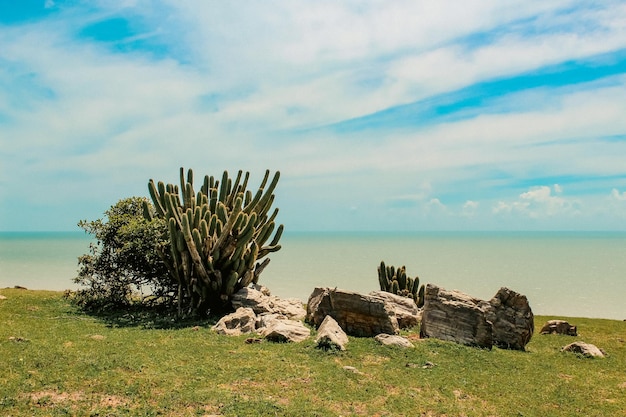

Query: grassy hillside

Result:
[1,288,625,416]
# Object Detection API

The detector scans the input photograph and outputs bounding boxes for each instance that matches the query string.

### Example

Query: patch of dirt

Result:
[30,390,84,403]
[27,390,130,409]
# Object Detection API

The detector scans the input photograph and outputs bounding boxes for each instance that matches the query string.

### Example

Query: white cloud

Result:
[612,188,626,201]
[493,185,580,219]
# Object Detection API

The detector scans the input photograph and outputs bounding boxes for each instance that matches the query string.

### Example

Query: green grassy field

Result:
[1,288,625,416]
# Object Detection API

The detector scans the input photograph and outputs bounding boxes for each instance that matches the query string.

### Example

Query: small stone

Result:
[90,335,105,340]
[540,320,577,336]
[342,366,362,374]
[9,336,29,343]
[562,341,605,358]
[374,334,414,348]
[0,295,7,300]
[422,361,436,369]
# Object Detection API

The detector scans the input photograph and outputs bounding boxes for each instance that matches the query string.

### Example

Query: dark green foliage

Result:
[377,261,425,307]
[73,197,174,311]
[144,167,283,316]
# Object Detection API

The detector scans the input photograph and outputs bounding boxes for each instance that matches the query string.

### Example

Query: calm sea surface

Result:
[1,231,625,320]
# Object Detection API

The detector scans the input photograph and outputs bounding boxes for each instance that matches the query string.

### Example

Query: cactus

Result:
[144,167,283,316]
[377,261,425,308]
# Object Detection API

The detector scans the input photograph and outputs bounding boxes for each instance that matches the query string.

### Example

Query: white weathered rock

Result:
[315,315,349,350]
[374,334,415,348]
[306,288,399,337]
[213,307,257,336]
[420,284,493,349]
[256,313,288,330]
[0,294,7,300]
[562,341,605,358]
[261,319,310,343]
[369,290,421,329]
[231,287,306,320]
[540,320,577,336]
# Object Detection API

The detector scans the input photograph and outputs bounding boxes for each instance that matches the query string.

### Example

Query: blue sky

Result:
[1,1,626,231]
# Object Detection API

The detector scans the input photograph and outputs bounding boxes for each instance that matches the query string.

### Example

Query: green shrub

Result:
[72,197,174,311]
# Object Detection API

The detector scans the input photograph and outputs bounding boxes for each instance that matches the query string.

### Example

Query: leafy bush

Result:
[72,197,174,311]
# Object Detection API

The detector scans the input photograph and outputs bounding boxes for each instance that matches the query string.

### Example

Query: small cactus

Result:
[377,261,425,307]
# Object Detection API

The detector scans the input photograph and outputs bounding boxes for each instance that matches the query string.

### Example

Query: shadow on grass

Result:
[69,304,219,330]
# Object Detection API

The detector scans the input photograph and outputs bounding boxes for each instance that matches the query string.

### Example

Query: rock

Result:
[231,287,306,320]
[374,334,414,348]
[213,307,257,336]
[0,295,6,300]
[342,366,362,374]
[315,315,349,350]
[419,284,493,349]
[306,288,399,337]
[540,320,577,336]
[261,319,310,343]
[484,287,534,351]
[369,290,421,329]
[562,341,605,358]
[420,284,534,350]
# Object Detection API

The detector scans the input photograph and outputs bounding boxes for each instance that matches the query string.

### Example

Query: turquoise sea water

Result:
[1,231,625,320]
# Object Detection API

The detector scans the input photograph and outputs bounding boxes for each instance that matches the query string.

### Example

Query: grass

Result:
[1,288,625,416]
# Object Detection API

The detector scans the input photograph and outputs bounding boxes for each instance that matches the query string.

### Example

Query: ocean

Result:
[1,231,624,320]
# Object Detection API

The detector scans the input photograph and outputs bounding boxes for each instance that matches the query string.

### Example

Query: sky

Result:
[1,1,626,232]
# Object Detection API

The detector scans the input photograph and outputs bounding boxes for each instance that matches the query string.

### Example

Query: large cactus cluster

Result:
[143,167,283,316]
[377,261,425,308]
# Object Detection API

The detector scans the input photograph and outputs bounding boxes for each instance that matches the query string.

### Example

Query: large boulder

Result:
[419,284,493,349]
[369,290,421,329]
[315,315,349,351]
[420,284,534,350]
[485,287,534,351]
[231,286,306,320]
[306,288,399,337]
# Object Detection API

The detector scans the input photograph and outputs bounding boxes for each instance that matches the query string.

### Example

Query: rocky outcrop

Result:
[369,290,421,329]
[419,284,493,349]
[540,320,577,336]
[315,315,349,350]
[306,288,399,337]
[485,287,534,350]
[420,284,534,350]
[562,341,605,358]
[374,334,414,348]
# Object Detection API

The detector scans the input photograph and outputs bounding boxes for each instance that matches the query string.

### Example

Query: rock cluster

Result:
[215,284,535,352]
[215,286,419,349]
[213,286,309,343]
